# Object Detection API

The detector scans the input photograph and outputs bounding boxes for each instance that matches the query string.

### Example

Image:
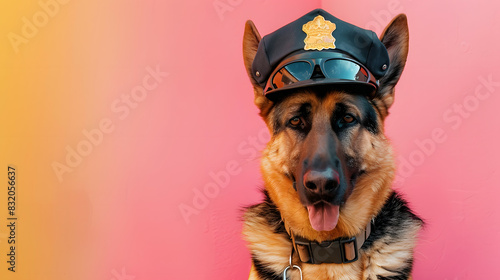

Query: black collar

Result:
[282,218,372,264]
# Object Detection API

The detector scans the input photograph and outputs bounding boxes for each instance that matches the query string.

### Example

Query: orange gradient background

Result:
[1,0,499,279]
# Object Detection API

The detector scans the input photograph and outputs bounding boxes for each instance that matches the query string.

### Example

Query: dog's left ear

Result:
[373,14,409,118]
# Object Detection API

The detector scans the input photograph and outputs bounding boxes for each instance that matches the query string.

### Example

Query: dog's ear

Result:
[243,20,273,117]
[373,14,409,118]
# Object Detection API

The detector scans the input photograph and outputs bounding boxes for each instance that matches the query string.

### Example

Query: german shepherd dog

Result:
[241,14,423,280]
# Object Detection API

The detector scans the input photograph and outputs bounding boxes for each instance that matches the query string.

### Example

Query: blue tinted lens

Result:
[272,61,312,88]
[323,60,368,81]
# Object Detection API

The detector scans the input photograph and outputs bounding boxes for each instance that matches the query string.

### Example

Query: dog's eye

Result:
[343,114,355,123]
[337,114,357,129]
[289,117,302,127]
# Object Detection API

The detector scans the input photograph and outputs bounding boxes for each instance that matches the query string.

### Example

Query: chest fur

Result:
[243,191,422,280]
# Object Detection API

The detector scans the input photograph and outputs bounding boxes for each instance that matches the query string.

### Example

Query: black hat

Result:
[251,9,390,99]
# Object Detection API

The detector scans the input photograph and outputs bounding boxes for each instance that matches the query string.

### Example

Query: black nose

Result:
[303,168,340,194]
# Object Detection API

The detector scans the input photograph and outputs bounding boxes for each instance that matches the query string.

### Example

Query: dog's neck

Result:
[281,215,372,264]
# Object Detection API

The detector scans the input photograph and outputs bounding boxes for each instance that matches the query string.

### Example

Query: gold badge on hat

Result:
[302,15,336,51]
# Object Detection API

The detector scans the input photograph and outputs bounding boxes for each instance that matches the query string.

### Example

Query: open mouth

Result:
[306,201,340,232]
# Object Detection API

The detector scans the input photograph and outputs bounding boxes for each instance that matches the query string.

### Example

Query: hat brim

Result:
[264,79,377,101]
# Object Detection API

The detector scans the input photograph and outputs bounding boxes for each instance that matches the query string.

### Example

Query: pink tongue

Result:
[307,203,340,232]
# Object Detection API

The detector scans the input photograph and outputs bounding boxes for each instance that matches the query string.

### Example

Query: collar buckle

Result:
[339,236,358,263]
[294,236,359,264]
[287,222,372,265]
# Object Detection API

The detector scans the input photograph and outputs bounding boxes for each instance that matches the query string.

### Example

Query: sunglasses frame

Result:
[264,51,379,98]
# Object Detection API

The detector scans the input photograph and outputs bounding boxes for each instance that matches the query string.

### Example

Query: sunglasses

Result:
[264,51,379,97]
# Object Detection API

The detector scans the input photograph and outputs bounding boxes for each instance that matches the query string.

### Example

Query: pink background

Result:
[1,0,500,279]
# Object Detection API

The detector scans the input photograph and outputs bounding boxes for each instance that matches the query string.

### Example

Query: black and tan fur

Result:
[242,14,423,280]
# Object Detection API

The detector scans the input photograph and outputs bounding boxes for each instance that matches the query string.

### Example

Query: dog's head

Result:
[243,13,409,241]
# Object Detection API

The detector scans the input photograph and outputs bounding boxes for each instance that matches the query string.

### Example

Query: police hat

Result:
[251,9,390,99]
